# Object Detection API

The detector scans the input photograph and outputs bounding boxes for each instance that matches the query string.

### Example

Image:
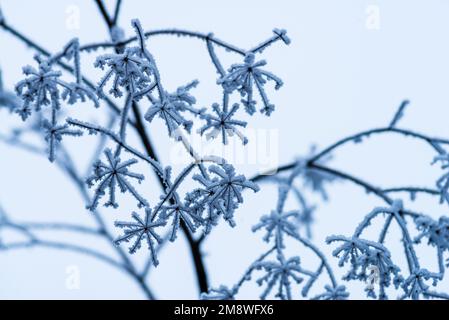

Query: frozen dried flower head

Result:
[86,148,148,210]
[15,59,62,120]
[94,47,154,98]
[42,119,82,162]
[144,81,203,137]
[415,216,449,248]
[296,146,337,201]
[399,268,447,300]
[115,208,166,265]
[254,254,312,300]
[193,164,260,227]
[198,94,248,145]
[218,53,283,116]
[252,208,299,249]
[327,236,402,299]
[15,56,97,120]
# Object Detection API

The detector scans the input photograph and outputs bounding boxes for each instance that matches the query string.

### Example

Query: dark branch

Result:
[131,101,209,294]
[93,0,113,28]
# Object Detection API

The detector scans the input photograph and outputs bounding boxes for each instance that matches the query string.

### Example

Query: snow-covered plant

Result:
[0,1,286,298]
[0,1,448,301]
[202,101,449,300]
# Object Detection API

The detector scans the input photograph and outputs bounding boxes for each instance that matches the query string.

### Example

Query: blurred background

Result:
[0,0,449,299]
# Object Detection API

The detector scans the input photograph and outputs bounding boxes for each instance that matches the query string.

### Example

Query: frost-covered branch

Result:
[1,0,291,297]
[2,0,446,301]
[246,101,449,299]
